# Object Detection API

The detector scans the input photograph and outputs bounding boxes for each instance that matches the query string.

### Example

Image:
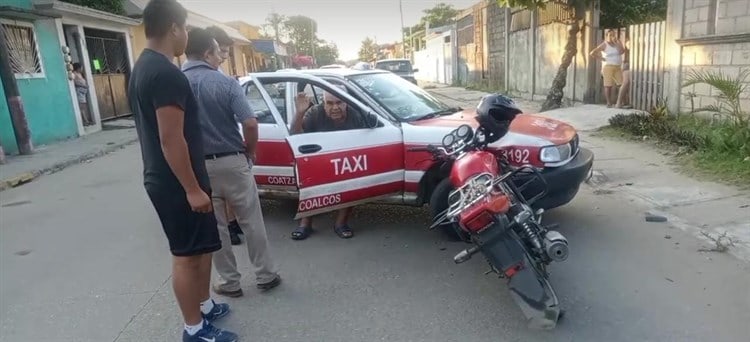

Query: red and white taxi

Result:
[239,69,594,221]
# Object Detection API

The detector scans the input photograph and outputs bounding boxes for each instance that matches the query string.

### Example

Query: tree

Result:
[498,0,588,111]
[284,15,318,56]
[61,0,124,14]
[358,37,378,62]
[600,0,667,28]
[263,12,287,42]
[420,3,460,28]
[315,42,340,66]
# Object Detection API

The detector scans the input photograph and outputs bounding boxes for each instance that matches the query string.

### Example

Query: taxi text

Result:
[330,155,368,176]
[299,194,342,211]
[267,176,296,185]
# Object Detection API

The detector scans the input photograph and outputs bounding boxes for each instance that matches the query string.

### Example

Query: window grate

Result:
[1,22,44,77]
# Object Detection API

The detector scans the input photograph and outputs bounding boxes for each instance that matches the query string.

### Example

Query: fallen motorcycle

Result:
[409,94,569,329]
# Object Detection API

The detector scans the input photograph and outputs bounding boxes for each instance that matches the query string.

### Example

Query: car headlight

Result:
[539,143,572,163]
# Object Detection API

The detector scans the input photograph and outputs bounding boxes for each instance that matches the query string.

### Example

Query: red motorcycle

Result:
[410,94,569,329]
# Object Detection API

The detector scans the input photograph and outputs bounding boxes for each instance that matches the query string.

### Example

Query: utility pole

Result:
[0,27,33,155]
[399,0,406,59]
[310,18,316,65]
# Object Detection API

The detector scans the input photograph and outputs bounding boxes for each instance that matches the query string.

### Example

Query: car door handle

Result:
[298,144,322,154]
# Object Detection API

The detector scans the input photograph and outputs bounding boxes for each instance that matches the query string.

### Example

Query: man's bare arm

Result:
[242,117,259,162]
[155,106,208,212]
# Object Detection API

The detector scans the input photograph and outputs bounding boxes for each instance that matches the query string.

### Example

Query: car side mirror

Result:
[412,68,419,73]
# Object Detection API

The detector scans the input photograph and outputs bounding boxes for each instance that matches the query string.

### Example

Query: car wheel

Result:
[429,178,464,241]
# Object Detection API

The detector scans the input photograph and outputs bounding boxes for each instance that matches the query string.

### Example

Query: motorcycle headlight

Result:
[539,143,572,163]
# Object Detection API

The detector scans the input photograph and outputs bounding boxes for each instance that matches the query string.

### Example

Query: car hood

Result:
[407,108,577,145]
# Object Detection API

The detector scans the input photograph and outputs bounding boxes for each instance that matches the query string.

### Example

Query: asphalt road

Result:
[1,145,748,342]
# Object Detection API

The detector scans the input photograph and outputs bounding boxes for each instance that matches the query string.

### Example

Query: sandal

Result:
[333,224,354,239]
[291,226,313,240]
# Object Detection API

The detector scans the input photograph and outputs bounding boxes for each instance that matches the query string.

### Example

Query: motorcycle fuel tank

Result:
[449,150,500,187]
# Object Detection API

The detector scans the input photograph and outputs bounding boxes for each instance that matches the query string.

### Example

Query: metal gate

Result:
[84,28,130,121]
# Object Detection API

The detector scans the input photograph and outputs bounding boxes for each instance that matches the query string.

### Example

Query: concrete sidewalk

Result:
[426,85,642,131]
[0,120,138,192]
[427,86,750,261]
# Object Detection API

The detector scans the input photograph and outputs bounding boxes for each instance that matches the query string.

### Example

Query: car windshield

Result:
[375,60,412,73]
[348,72,457,121]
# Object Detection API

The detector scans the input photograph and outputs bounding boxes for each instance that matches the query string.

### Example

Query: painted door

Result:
[242,77,296,193]
[255,74,406,219]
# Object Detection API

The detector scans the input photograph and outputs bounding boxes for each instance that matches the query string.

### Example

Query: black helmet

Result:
[475,93,522,144]
[476,93,522,122]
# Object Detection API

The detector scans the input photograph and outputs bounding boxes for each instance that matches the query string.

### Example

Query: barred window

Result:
[1,21,44,78]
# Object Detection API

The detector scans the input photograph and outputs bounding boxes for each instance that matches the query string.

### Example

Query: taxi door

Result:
[254,73,405,219]
[241,76,296,193]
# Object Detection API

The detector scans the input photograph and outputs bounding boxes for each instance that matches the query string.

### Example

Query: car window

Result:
[244,82,276,124]
[257,80,288,124]
[375,61,412,73]
[349,72,452,121]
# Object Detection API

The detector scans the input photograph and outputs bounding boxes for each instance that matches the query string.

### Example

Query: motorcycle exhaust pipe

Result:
[454,245,481,264]
[543,231,569,262]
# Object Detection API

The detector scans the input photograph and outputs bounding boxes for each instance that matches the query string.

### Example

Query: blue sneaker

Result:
[183,321,238,342]
[202,300,231,323]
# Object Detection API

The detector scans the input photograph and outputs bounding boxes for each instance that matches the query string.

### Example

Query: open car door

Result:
[255,73,405,219]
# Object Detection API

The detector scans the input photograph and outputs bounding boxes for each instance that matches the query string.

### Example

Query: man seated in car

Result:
[289,85,368,240]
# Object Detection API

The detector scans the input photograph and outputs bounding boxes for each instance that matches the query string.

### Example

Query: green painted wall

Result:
[0,78,13,153]
[0,16,79,155]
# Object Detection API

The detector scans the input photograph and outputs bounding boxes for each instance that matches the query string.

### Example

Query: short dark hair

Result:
[205,26,233,47]
[143,0,188,39]
[185,27,216,59]
[72,62,82,71]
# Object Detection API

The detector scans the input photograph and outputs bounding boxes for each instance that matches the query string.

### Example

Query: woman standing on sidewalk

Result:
[590,29,625,107]
[616,34,633,109]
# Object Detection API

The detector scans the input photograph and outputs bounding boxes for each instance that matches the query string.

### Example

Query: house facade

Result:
[1,0,138,154]
[128,1,252,78]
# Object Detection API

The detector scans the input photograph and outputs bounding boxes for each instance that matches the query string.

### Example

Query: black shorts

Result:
[145,185,222,257]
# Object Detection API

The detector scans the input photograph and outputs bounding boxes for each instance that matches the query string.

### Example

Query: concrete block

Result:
[720,65,742,78]
[695,83,712,97]
[718,1,728,18]
[699,6,710,21]
[685,8,700,23]
[693,0,710,8]
[682,50,696,65]
[727,0,750,17]
[741,98,750,111]
[734,16,750,32]
[716,18,735,35]
[694,47,712,65]
[713,50,733,65]
[693,22,711,36]
[732,49,750,65]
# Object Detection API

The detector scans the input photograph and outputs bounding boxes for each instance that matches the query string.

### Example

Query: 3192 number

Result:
[501,148,531,164]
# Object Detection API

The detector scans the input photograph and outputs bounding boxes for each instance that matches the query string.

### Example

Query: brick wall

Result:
[676,0,750,113]
[683,0,750,37]
[680,42,750,113]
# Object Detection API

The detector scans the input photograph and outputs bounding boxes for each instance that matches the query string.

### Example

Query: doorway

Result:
[83,27,131,121]
[62,24,95,129]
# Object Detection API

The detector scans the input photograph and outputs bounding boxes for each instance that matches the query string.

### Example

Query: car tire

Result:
[429,178,463,241]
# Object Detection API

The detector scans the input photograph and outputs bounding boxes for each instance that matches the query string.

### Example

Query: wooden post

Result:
[0,27,33,155]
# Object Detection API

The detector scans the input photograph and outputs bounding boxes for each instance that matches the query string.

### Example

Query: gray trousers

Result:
[205,154,277,291]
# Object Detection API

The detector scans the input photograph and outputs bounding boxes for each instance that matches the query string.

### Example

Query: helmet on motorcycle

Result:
[476,93,522,122]
[475,93,522,144]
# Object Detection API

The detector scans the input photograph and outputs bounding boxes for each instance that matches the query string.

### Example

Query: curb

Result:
[0,137,139,192]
